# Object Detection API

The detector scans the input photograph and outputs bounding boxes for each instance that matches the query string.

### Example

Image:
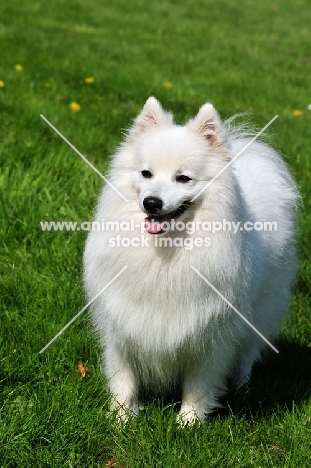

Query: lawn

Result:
[0,0,311,466]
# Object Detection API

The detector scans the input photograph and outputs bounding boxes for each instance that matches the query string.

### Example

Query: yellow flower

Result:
[70,102,81,112]
[162,81,172,89]
[85,77,95,84]
[293,109,303,116]
[15,64,23,72]
[0,80,4,88]
[271,4,277,10]
[44,82,51,87]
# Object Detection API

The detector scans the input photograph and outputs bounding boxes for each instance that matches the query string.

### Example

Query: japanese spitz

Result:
[83,97,299,424]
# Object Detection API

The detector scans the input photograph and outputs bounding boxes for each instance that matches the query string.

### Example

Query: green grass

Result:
[1,0,311,466]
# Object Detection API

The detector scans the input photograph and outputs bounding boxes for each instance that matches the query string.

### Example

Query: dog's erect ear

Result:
[127,97,173,142]
[187,103,225,147]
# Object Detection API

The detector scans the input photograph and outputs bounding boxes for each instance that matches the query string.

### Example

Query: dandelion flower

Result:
[44,82,51,88]
[293,110,303,116]
[70,102,81,112]
[0,80,4,88]
[162,81,172,89]
[85,77,95,84]
[15,64,23,72]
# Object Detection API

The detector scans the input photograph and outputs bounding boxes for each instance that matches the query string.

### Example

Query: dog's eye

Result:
[141,170,153,179]
[176,175,192,183]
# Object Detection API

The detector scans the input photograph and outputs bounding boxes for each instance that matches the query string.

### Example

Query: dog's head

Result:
[125,97,229,234]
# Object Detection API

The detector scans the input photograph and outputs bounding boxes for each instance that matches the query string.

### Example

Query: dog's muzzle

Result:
[143,199,192,234]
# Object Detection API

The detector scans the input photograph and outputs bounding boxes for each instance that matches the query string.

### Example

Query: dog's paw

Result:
[109,400,142,425]
[176,409,202,427]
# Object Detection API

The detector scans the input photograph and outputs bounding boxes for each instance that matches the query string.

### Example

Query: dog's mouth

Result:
[144,201,192,234]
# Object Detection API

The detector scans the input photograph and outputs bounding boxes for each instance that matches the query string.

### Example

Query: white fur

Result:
[83,97,299,424]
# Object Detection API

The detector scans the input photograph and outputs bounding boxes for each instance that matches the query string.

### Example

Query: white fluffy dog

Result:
[83,97,299,424]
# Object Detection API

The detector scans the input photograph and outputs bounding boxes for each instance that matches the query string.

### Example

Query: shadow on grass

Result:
[138,338,311,421]
[219,337,311,419]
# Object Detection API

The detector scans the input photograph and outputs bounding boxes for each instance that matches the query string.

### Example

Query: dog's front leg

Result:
[105,344,140,422]
[178,357,229,426]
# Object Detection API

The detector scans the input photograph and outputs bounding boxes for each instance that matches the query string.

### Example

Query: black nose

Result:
[143,196,163,213]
